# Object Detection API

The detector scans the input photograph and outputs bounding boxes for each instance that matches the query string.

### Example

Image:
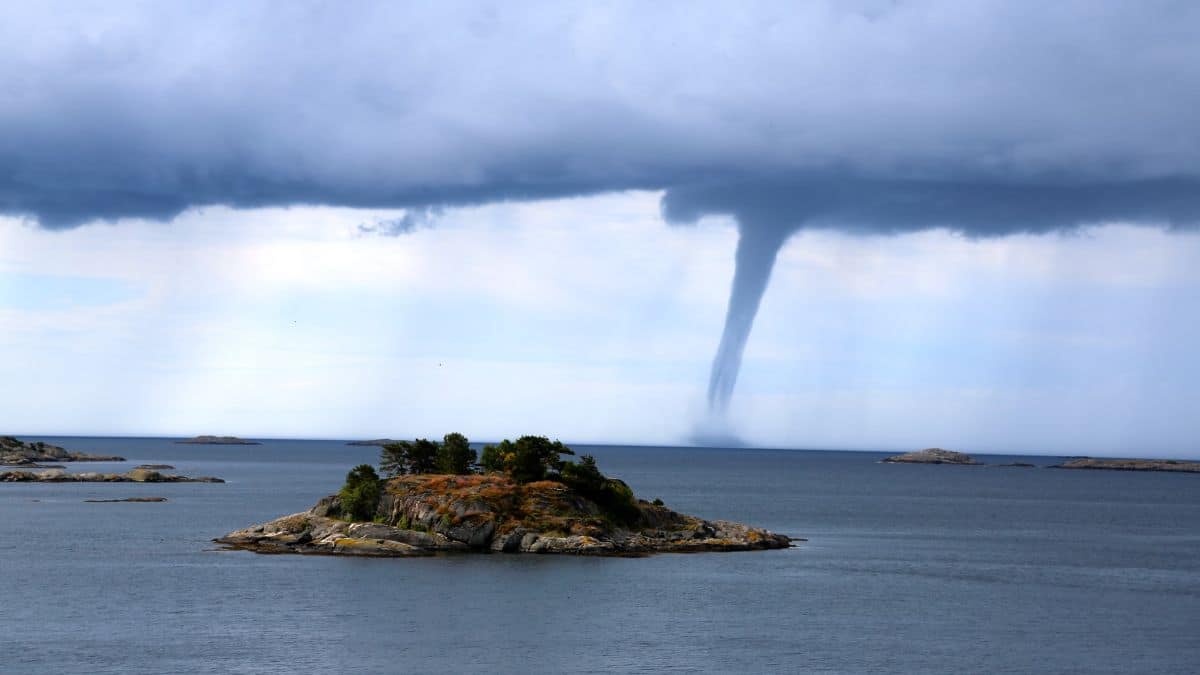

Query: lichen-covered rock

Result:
[882,448,980,465]
[215,473,792,557]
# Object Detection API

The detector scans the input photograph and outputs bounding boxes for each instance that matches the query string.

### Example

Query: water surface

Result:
[2,438,1197,673]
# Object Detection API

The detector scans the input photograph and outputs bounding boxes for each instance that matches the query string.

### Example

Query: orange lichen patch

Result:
[477,485,515,500]
[379,472,672,545]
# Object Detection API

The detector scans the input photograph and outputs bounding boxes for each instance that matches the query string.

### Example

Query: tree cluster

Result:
[480,437,641,525]
[370,431,641,526]
[380,432,477,477]
[479,435,574,483]
[339,464,382,521]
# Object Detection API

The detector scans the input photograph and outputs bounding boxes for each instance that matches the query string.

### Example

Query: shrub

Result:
[560,454,605,494]
[339,464,382,521]
[559,454,640,526]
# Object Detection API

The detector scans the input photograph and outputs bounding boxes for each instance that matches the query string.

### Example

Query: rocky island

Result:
[217,433,791,557]
[1,436,125,465]
[1052,457,1200,473]
[85,497,169,503]
[882,448,980,465]
[1,468,223,483]
[175,435,260,445]
[345,438,400,447]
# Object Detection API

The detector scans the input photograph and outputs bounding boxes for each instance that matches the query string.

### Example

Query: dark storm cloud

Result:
[661,177,1200,237]
[2,1,1198,230]
[4,1,1200,414]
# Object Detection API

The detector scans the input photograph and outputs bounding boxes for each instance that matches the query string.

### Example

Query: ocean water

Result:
[1,438,1198,674]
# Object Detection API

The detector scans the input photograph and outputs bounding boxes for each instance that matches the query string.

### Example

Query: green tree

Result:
[380,442,409,477]
[339,464,382,521]
[479,441,507,473]
[507,435,574,483]
[436,432,477,474]
[407,438,439,474]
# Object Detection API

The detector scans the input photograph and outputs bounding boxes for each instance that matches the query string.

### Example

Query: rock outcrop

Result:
[175,435,260,445]
[0,468,223,483]
[216,473,791,557]
[84,497,169,503]
[1052,457,1200,473]
[882,448,980,465]
[0,436,125,464]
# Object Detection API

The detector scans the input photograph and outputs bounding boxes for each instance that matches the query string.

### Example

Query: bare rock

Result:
[882,448,980,465]
[1052,457,1200,473]
[0,436,125,463]
[175,435,260,445]
[0,468,224,483]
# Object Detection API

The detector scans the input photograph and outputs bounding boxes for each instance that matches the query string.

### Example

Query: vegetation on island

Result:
[338,464,383,521]
[381,433,477,476]
[339,432,644,526]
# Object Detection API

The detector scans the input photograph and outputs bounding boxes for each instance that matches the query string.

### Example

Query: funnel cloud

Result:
[663,177,1200,416]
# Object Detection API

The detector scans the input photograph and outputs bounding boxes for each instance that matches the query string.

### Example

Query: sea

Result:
[1,437,1197,674]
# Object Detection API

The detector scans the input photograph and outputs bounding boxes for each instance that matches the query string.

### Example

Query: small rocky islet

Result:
[880,446,1197,472]
[1,467,223,483]
[882,448,981,465]
[175,435,260,445]
[217,473,791,557]
[1052,457,1200,473]
[1,436,125,465]
[219,434,791,557]
[84,497,169,503]
[1,436,222,483]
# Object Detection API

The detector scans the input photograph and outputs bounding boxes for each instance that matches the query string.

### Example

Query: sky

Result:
[2,2,1199,455]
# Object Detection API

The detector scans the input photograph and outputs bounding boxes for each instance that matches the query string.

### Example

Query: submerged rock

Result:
[1052,457,1200,473]
[882,448,980,465]
[0,436,125,464]
[216,473,792,557]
